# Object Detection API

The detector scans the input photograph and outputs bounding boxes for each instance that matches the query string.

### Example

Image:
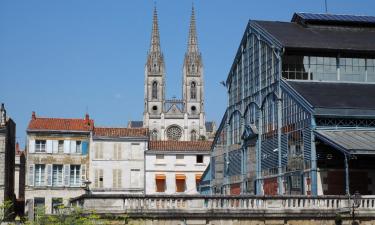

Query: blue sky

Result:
[1,0,375,147]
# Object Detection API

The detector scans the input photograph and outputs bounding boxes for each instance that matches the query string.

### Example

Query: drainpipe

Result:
[256,35,263,195]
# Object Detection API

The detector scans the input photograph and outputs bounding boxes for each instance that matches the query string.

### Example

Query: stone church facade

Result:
[143,7,207,141]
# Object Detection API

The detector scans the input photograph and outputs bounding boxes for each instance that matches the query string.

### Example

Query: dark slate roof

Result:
[292,13,375,27]
[127,121,143,128]
[253,20,375,53]
[315,130,375,155]
[286,80,375,117]
[205,121,216,132]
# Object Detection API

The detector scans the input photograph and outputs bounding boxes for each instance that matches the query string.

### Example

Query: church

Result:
[134,6,215,141]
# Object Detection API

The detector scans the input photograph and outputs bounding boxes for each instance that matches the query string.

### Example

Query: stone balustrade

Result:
[70,194,375,220]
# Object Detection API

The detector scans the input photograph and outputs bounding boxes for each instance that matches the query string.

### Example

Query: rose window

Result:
[166,125,182,140]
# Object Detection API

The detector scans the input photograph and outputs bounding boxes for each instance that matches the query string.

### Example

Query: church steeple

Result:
[187,5,199,53]
[150,6,161,54]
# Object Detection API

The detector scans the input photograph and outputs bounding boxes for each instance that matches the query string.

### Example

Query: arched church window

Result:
[151,129,158,141]
[166,125,182,141]
[191,130,197,141]
[152,81,158,99]
[190,82,197,99]
[192,64,195,73]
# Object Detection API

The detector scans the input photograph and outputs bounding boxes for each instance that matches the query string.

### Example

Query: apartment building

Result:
[89,127,148,194]
[25,112,92,215]
[145,141,210,195]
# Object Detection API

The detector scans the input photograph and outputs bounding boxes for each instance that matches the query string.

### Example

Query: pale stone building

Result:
[0,103,16,215]
[143,7,210,141]
[145,141,210,195]
[25,112,92,215]
[89,127,148,194]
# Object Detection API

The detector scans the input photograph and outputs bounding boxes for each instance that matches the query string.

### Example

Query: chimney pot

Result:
[85,113,90,124]
[32,111,36,120]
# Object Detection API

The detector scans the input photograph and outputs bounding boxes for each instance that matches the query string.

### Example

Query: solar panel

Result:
[293,12,375,25]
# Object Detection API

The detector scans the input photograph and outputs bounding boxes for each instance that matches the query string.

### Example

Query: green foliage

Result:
[0,200,14,222]
[23,205,129,225]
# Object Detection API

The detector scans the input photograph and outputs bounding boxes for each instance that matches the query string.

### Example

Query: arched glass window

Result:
[229,111,241,145]
[166,125,183,141]
[191,130,197,141]
[152,81,158,99]
[151,129,158,141]
[190,82,197,100]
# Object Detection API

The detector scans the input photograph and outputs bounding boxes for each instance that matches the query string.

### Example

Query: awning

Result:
[314,130,375,155]
[195,174,202,181]
[175,174,186,180]
[155,174,166,180]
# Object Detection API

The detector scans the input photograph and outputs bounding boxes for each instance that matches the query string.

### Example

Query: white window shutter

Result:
[46,140,53,153]
[64,140,70,154]
[81,164,86,186]
[64,164,70,186]
[47,164,52,186]
[70,141,76,154]
[52,140,58,153]
[29,140,35,153]
[28,164,35,186]
[118,169,122,188]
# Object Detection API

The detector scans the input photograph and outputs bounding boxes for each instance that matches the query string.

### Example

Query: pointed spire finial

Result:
[150,4,161,53]
[187,3,198,53]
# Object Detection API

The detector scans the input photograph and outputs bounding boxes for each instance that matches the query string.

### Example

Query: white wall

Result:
[145,152,209,195]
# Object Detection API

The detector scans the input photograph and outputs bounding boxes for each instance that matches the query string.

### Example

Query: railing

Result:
[70,194,375,218]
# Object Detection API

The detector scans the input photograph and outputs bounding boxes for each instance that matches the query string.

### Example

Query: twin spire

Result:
[149,5,199,55]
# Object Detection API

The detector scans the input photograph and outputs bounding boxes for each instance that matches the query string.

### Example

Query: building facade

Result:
[15,143,26,215]
[209,13,375,196]
[145,141,210,195]
[89,127,148,194]
[142,7,208,141]
[25,112,91,215]
[0,103,16,218]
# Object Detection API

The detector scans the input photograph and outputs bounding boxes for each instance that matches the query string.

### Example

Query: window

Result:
[196,155,204,163]
[52,165,63,187]
[94,143,103,159]
[152,81,158,99]
[70,165,81,186]
[35,164,45,186]
[191,130,197,141]
[94,169,103,188]
[113,143,122,160]
[112,169,122,188]
[166,125,182,141]
[58,140,64,154]
[34,198,45,215]
[340,57,366,82]
[176,155,184,164]
[176,174,186,192]
[156,179,166,192]
[35,140,46,153]
[190,81,197,99]
[131,143,142,159]
[151,130,158,141]
[156,154,164,164]
[130,169,141,188]
[51,198,63,214]
[75,141,82,154]
[290,175,301,190]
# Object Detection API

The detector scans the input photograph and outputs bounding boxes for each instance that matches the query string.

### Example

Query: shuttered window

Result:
[35,140,46,153]
[176,179,185,193]
[131,143,142,159]
[95,143,103,159]
[112,169,122,188]
[94,169,104,188]
[113,143,122,160]
[58,140,64,153]
[156,179,166,192]
[130,169,141,188]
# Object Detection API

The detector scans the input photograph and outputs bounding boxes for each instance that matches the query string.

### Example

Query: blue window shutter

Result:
[82,141,88,155]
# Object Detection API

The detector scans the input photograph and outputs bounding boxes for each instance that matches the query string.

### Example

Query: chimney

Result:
[85,113,90,125]
[32,111,36,120]
[0,103,6,126]
[16,142,20,154]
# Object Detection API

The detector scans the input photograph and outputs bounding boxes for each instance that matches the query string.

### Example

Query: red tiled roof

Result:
[94,127,148,138]
[149,141,212,152]
[27,116,93,132]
